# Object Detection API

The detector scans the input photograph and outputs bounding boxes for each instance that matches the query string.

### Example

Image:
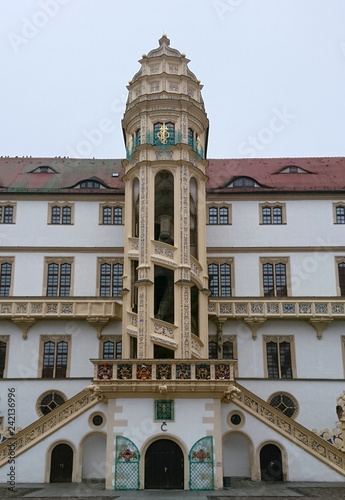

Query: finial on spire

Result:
[159,34,170,46]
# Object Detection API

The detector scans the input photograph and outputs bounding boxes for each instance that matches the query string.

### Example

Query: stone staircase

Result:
[0,387,102,467]
[230,382,345,476]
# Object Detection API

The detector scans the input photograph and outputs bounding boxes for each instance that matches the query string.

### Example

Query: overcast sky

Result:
[1,0,345,160]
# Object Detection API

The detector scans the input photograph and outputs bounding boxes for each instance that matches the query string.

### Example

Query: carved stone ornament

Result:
[222,384,241,403]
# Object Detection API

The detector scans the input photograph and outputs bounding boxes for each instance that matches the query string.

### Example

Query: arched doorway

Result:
[82,434,106,480]
[223,433,251,479]
[50,443,73,483]
[145,439,184,489]
[260,444,283,481]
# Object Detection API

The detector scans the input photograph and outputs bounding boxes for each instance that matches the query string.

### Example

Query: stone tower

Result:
[121,35,210,360]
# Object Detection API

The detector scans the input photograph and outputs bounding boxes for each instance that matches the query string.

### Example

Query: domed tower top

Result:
[123,35,209,160]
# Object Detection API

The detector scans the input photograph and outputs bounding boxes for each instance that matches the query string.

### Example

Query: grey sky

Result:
[1,0,345,159]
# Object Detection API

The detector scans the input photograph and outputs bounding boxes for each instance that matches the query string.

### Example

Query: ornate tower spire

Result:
[121,36,209,360]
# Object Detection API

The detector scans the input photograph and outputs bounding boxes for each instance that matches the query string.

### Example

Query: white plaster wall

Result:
[82,434,107,479]
[221,405,344,482]
[7,200,123,248]
[207,199,345,249]
[0,252,124,297]
[236,379,344,431]
[0,402,107,483]
[113,398,214,454]
[223,433,251,477]
[0,378,91,429]
[214,318,345,380]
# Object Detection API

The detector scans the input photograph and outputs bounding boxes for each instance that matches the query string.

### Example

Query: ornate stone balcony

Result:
[0,298,122,338]
[209,297,345,339]
[90,359,237,397]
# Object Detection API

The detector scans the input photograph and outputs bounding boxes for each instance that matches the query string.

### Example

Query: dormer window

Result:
[279,166,310,174]
[31,166,55,173]
[229,177,258,188]
[74,180,106,189]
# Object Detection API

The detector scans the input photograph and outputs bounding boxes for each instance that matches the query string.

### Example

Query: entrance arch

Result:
[145,439,184,489]
[223,432,251,479]
[260,443,283,481]
[50,443,73,483]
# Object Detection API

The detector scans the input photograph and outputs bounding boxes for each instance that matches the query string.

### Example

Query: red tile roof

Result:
[0,156,344,194]
[206,157,345,192]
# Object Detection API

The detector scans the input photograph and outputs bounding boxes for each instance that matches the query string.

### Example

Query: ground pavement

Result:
[0,479,345,499]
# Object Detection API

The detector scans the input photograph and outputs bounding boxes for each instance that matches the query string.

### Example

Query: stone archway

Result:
[145,438,184,489]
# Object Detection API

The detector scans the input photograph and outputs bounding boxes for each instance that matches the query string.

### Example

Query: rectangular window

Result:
[338,262,345,296]
[208,262,232,297]
[0,204,15,224]
[49,204,73,225]
[262,261,287,297]
[101,337,122,359]
[265,338,293,379]
[334,204,345,224]
[0,262,12,297]
[0,338,8,378]
[46,260,73,297]
[99,261,123,297]
[208,206,231,224]
[101,205,123,225]
[260,204,285,224]
[208,207,218,225]
[41,338,69,378]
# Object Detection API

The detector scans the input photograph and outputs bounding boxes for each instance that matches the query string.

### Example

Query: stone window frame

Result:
[207,203,232,225]
[267,391,299,419]
[208,334,237,361]
[259,202,286,225]
[335,257,345,297]
[97,257,124,297]
[342,337,345,378]
[333,202,345,224]
[263,335,296,379]
[0,257,14,297]
[207,258,234,298]
[43,257,74,297]
[36,389,67,417]
[0,203,16,224]
[0,336,9,379]
[48,202,74,225]
[38,335,71,379]
[99,202,124,225]
[99,335,122,360]
[260,257,290,297]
